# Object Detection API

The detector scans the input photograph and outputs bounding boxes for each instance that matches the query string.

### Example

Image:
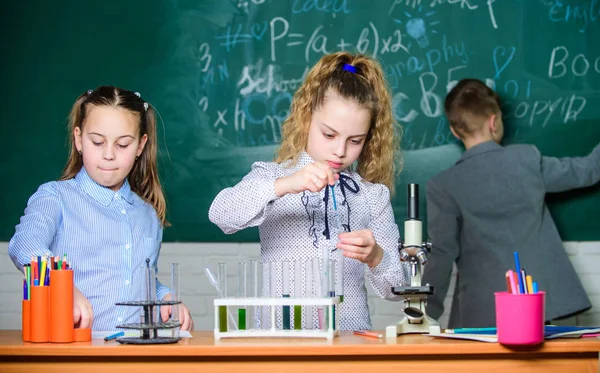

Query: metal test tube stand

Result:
[386,184,441,338]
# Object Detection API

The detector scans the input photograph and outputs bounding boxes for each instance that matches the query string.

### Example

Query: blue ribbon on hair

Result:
[322,174,360,240]
[342,63,357,74]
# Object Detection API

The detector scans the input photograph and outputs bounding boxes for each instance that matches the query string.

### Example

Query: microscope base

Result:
[385,314,441,338]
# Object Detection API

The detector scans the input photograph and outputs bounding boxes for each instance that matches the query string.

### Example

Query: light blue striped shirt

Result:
[8,168,169,331]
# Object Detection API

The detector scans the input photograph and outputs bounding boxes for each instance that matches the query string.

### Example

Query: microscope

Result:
[385,184,441,337]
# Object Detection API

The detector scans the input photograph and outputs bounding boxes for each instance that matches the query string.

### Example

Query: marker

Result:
[513,252,525,294]
[104,331,125,341]
[520,269,528,294]
[507,270,517,295]
[504,271,512,293]
[353,330,383,339]
[526,275,533,294]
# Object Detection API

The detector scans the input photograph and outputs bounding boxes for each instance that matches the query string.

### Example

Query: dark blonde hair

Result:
[276,52,401,194]
[445,78,502,138]
[61,86,168,226]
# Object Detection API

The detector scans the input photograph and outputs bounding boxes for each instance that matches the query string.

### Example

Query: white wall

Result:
[1,241,598,330]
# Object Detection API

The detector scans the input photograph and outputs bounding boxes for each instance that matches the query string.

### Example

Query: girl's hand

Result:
[336,229,384,268]
[73,287,94,329]
[160,293,194,331]
[274,161,338,196]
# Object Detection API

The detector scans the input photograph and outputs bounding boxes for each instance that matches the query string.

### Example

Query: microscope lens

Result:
[404,307,424,319]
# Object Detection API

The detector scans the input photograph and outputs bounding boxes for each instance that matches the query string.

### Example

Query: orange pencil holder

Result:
[22,300,31,342]
[30,285,49,342]
[49,270,74,343]
[74,327,92,342]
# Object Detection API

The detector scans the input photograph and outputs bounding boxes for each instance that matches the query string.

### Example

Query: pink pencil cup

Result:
[495,291,545,345]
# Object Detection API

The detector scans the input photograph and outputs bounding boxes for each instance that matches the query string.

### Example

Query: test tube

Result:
[269,261,278,330]
[249,259,259,329]
[238,262,247,330]
[321,247,329,302]
[293,260,302,330]
[171,263,180,338]
[145,258,156,301]
[305,259,313,329]
[142,258,157,338]
[261,262,269,329]
[282,261,291,330]
[336,250,344,303]
[312,257,324,329]
[217,263,227,332]
[330,259,337,330]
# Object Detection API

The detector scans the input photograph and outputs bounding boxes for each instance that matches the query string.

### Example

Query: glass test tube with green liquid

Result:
[218,263,227,332]
[294,260,302,330]
[238,262,247,330]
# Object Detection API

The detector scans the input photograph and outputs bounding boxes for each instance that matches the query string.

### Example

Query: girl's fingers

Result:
[336,242,366,254]
[161,305,171,322]
[314,162,336,185]
[339,235,370,247]
[340,248,366,261]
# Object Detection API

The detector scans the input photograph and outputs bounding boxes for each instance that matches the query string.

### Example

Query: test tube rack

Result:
[114,300,182,344]
[214,296,341,340]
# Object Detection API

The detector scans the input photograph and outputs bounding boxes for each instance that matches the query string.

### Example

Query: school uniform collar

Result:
[75,167,134,207]
[292,152,361,239]
[456,141,502,165]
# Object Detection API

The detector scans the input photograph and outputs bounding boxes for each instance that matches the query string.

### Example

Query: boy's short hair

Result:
[445,79,501,138]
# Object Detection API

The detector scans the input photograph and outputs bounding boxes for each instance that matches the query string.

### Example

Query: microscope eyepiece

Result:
[407,184,419,220]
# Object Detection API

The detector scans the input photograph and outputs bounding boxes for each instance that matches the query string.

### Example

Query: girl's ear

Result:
[74,127,82,153]
[137,134,149,157]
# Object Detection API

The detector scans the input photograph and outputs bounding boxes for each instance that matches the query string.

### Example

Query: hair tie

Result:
[342,64,357,74]
[87,90,93,95]
[134,92,141,98]
[143,102,149,112]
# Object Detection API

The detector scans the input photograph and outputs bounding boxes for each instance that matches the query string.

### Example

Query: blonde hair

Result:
[276,52,402,194]
[61,86,168,226]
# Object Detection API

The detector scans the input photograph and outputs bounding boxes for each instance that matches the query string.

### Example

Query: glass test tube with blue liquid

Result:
[282,261,291,329]
[328,259,336,330]
[331,182,344,303]
[238,262,247,330]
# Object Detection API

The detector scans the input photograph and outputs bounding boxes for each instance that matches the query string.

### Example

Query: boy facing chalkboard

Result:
[422,78,600,328]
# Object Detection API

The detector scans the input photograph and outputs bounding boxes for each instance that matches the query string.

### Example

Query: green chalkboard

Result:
[1,1,599,242]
